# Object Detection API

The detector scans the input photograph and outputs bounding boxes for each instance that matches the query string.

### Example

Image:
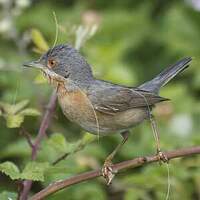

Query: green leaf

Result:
[0,100,29,115]
[1,100,40,128]
[10,100,29,114]
[20,108,41,116]
[31,29,49,52]
[47,133,68,153]
[47,133,96,155]
[81,133,96,145]
[0,162,20,180]
[0,191,17,200]
[41,133,97,163]
[21,162,50,181]
[6,114,24,128]
[0,161,49,182]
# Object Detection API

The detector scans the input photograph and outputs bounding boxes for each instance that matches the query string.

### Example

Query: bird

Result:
[24,44,191,184]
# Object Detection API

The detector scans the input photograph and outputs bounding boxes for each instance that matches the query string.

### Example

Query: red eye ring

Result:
[47,59,56,68]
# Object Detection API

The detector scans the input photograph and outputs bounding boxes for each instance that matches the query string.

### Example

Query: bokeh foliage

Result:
[0,0,200,199]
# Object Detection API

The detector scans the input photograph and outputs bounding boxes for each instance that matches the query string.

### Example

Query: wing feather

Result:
[88,83,168,115]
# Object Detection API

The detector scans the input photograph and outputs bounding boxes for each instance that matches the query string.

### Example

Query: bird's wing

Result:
[88,84,168,115]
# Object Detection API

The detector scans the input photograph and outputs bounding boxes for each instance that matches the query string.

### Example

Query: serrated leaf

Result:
[6,114,24,128]
[0,161,49,182]
[2,100,40,128]
[47,133,68,153]
[0,100,29,115]
[21,162,50,181]
[0,191,17,200]
[10,100,29,114]
[34,73,47,84]
[0,162,20,180]
[20,108,41,116]
[31,29,49,52]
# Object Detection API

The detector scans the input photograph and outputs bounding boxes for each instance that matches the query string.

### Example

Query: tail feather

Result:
[139,57,192,93]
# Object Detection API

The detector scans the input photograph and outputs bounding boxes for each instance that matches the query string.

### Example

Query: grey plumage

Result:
[24,44,192,135]
[139,57,191,93]
[88,80,167,115]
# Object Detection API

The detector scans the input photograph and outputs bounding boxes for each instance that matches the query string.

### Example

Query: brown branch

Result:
[19,90,57,200]
[29,146,200,200]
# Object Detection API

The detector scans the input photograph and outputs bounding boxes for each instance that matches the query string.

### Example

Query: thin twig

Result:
[29,146,200,200]
[20,127,34,149]
[52,134,97,166]
[52,152,70,165]
[19,90,57,200]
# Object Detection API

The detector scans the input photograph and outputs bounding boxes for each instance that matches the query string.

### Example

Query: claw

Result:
[157,149,168,164]
[102,160,117,185]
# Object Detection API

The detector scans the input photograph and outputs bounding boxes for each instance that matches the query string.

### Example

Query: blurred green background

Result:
[0,0,200,199]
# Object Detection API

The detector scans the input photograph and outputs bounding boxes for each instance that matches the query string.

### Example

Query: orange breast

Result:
[57,84,88,107]
[56,83,94,123]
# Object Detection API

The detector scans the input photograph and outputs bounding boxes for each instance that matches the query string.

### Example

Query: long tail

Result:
[139,57,192,93]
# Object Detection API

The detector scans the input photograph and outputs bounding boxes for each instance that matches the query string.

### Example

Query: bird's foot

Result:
[157,149,168,164]
[102,159,117,185]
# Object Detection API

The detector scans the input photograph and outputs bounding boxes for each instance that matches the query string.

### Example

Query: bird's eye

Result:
[47,59,56,68]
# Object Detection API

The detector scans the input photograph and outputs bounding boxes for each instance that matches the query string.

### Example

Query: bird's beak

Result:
[23,60,44,69]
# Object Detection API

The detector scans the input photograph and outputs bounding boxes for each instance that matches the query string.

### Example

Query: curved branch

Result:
[29,146,200,200]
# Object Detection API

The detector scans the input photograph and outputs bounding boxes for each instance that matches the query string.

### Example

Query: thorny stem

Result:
[29,146,200,200]
[19,90,57,200]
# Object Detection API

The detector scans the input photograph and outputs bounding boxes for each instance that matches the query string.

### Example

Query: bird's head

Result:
[24,44,93,85]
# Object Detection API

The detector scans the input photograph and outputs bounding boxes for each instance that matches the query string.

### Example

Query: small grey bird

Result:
[24,44,191,183]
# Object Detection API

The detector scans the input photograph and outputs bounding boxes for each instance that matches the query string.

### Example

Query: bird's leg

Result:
[149,114,168,163]
[102,130,129,185]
